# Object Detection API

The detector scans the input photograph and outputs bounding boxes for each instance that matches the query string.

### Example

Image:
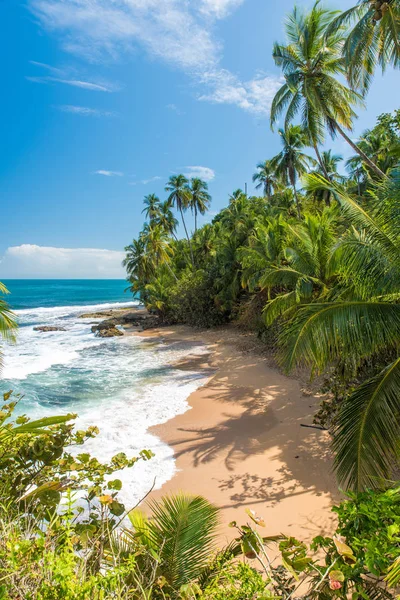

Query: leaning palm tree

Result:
[252,160,278,199]
[189,178,211,232]
[122,494,219,597]
[327,0,400,92]
[165,174,194,267]
[0,282,17,372]
[142,194,160,222]
[270,125,315,219]
[279,169,400,491]
[270,2,385,179]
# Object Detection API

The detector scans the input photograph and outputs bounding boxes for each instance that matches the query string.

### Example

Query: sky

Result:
[0,0,398,278]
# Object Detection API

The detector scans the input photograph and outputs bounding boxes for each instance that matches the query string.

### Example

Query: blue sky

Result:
[1,0,398,278]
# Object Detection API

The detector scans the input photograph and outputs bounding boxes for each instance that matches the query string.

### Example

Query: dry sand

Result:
[135,324,339,544]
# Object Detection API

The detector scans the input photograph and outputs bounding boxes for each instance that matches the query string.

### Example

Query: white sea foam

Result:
[2,301,211,506]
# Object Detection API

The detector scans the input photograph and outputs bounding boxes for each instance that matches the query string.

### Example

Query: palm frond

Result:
[333,357,400,491]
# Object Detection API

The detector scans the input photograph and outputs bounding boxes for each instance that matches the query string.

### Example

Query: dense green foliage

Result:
[124,107,400,490]
[0,390,398,598]
[1,0,399,595]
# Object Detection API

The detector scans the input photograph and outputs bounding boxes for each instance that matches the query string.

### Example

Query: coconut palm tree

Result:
[142,194,160,222]
[260,209,338,325]
[308,150,344,205]
[270,2,386,179]
[189,178,211,232]
[278,170,400,491]
[165,174,194,267]
[327,0,400,92]
[122,494,219,597]
[143,225,178,282]
[270,126,315,219]
[0,282,16,373]
[155,200,179,241]
[252,160,278,199]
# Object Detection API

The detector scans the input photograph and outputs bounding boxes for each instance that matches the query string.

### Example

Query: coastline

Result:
[135,324,339,543]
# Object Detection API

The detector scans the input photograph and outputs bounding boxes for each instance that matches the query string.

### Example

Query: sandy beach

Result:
[135,324,340,544]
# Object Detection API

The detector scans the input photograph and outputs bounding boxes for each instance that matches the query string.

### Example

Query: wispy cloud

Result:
[141,176,161,185]
[183,166,215,181]
[166,103,184,115]
[94,170,123,176]
[0,244,125,279]
[28,0,280,117]
[27,60,120,91]
[56,105,117,117]
[27,75,117,91]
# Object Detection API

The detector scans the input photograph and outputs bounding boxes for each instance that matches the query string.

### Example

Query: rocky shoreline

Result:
[80,307,161,337]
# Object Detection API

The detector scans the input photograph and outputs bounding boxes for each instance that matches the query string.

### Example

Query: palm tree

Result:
[327,0,400,92]
[189,178,211,232]
[252,160,278,198]
[143,225,178,282]
[278,170,400,491]
[165,174,194,267]
[270,125,315,219]
[155,200,179,241]
[259,210,337,325]
[309,150,343,205]
[142,194,160,222]
[123,494,219,596]
[270,2,385,179]
[0,282,16,372]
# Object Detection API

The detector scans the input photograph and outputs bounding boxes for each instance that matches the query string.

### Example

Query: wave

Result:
[15,300,141,320]
[3,300,141,380]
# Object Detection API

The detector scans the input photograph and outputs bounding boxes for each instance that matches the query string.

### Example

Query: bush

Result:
[167,270,229,328]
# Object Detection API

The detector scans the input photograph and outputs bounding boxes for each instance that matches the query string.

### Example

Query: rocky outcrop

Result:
[93,325,124,338]
[90,312,160,337]
[33,326,66,332]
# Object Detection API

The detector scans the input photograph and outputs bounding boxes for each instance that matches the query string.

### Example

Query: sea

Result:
[0,279,209,506]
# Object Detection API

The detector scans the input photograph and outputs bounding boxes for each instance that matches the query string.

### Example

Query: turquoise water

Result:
[2,279,131,310]
[0,280,209,506]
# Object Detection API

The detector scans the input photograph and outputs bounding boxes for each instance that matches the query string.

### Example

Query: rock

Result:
[79,311,114,319]
[94,326,124,338]
[33,326,66,332]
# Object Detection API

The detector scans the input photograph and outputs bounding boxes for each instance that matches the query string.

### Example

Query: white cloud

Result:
[28,60,120,91]
[183,166,215,181]
[56,105,117,117]
[199,0,245,18]
[0,245,125,279]
[94,170,123,176]
[27,75,118,91]
[199,69,283,115]
[28,0,280,117]
[141,176,161,185]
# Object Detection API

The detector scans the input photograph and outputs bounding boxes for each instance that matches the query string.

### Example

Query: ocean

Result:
[0,279,209,506]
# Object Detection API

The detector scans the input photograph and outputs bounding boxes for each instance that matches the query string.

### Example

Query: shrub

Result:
[167,270,229,328]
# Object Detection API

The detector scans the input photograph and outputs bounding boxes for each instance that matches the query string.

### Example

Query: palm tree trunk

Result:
[292,184,301,219]
[180,208,195,268]
[313,143,330,180]
[334,121,386,179]
[165,261,179,282]
[194,206,198,233]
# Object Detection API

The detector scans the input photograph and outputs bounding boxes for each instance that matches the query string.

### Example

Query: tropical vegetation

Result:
[1,0,399,596]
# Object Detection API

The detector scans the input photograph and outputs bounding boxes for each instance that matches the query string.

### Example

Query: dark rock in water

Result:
[91,312,160,337]
[91,320,124,337]
[93,326,124,338]
[33,326,66,332]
